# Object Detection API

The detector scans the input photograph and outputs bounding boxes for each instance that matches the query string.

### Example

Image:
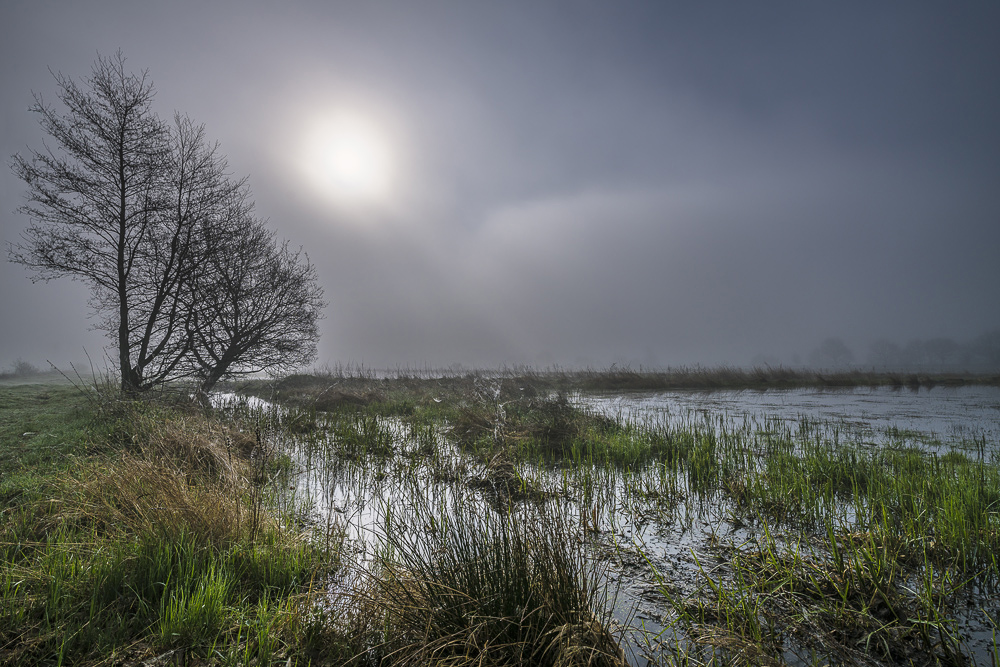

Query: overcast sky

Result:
[2,1,999,371]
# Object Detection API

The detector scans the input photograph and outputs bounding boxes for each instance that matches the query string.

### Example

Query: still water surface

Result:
[574,385,1000,449]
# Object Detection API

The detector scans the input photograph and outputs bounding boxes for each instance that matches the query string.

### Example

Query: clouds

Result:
[2,1,999,370]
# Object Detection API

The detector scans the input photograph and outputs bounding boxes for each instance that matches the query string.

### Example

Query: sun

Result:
[300,112,394,205]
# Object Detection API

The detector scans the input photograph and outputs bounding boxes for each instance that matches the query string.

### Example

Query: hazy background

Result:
[2,1,999,372]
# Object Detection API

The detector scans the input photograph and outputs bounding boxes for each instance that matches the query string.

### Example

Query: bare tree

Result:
[124,114,248,388]
[9,51,170,390]
[10,53,325,394]
[185,205,324,397]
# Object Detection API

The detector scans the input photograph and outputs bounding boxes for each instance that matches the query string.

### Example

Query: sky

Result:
[2,1,999,371]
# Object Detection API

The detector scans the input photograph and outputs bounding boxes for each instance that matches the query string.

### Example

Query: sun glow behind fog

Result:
[300,112,394,207]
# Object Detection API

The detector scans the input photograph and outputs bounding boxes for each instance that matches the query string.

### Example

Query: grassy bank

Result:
[0,383,342,666]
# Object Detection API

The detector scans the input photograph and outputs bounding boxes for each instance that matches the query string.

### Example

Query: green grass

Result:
[253,370,998,665]
[0,384,94,501]
[9,370,995,665]
[0,382,341,666]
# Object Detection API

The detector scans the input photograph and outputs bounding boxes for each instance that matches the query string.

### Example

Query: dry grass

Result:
[568,365,1000,391]
[62,404,277,544]
[70,453,265,545]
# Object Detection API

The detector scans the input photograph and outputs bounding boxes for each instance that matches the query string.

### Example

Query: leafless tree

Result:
[123,114,248,388]
[9,51,170,390]
[10,53,325,394]
[185,205,324,397]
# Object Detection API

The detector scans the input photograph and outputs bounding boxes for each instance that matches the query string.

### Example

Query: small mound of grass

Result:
[350,500,624,666]
[467,452,551,508]
[449,393,619,459]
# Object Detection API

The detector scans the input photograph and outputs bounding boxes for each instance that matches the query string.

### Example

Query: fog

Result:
[3,2,999,372]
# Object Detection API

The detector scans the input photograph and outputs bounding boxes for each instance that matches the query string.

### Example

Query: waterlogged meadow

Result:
[225,371,1000,666]
[1,370,998,666]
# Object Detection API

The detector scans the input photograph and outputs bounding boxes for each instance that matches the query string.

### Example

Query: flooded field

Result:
[574,385,1000,455]
[224,378,1000,666]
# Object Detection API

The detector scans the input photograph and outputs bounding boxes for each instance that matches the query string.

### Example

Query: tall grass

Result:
[20,369,989,665]
[650,511,972,665]
[349,498,624,666]
[0,389,339,666]
[234,367,1000,407]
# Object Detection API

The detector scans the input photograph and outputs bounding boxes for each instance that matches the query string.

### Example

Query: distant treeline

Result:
[0,360,43,380]
[806,330,1000,372]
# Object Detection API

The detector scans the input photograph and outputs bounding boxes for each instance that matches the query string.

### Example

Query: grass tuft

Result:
[353,500,625,666]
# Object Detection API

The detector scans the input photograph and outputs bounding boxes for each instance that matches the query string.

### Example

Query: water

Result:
[573,386,1000,664]
[574,385,1000,451]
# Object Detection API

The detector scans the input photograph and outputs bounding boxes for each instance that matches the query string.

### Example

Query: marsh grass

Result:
[448,391,625,466]
[278,369,995,664]
[565,365,1000,392]
[652,514,973,665]
[10,368,994,665]
[235,366,999,406]
[308,373,998,663]
[346,499,625,667]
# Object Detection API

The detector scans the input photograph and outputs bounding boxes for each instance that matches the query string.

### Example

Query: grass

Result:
[0,381,339,666]
[232,366,1000,405]
[4,367,998,665]
[563,365,1000,391]
[246,368,999,665]
[0,384,94,497]
[342,499,624,666]
[651,513,973,664]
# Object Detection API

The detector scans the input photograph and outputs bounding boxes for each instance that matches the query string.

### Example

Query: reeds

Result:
[276,369,999,664]
[236,366,1000,404]
[5,369,998,665]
